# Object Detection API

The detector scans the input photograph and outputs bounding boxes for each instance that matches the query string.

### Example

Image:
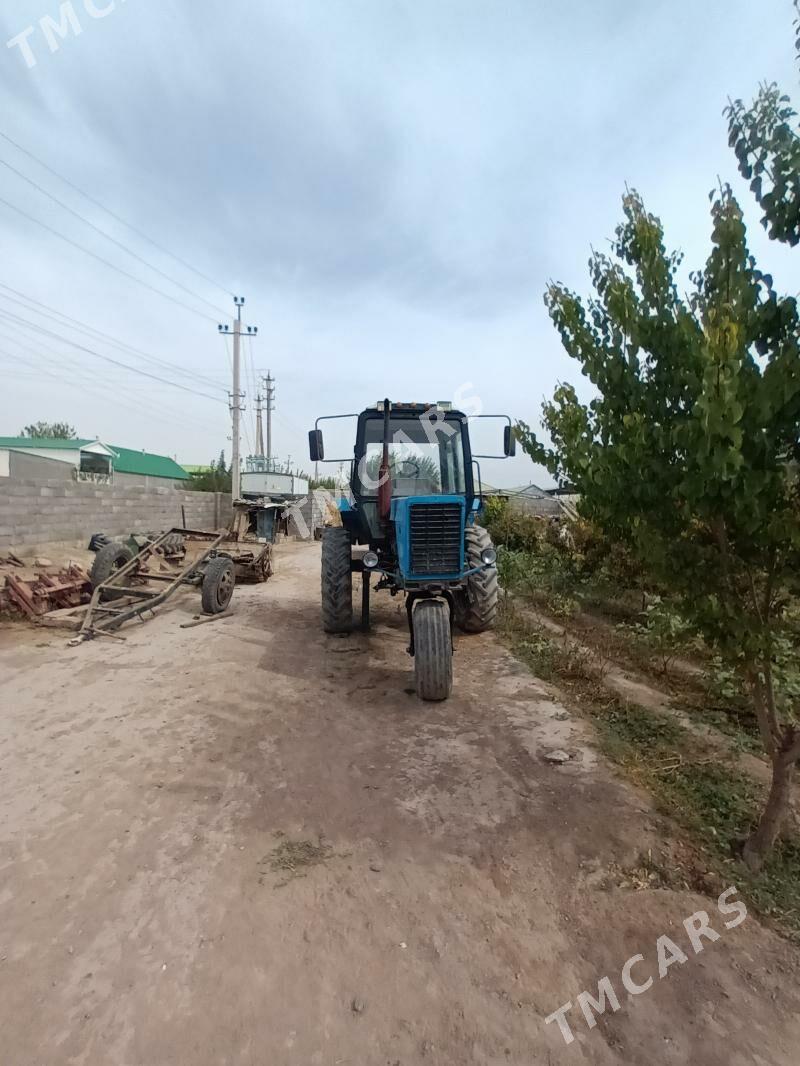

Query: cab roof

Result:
[363,402,464,417]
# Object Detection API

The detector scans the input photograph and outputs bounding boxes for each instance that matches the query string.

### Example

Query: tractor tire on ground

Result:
[90,542,135,600]
[413,599,453,701]
[321,528,353,633]
[201,557,235,615]
[454,524,498,633]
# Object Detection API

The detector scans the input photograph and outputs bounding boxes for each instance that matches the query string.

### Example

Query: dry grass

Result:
[498,600,800,941]
[264,836,334,885]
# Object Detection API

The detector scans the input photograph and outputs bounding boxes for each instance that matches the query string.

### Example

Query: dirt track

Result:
[1,540,799,1065]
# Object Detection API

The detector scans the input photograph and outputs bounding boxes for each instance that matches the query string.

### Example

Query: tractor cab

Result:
[309,400,515,700]
[345,403,475,550]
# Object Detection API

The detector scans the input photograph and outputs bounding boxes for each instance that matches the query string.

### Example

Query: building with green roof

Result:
[0,437,189,483]
[107,445,189,480]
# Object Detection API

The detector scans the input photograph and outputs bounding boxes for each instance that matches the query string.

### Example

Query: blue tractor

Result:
[308,400,515,700]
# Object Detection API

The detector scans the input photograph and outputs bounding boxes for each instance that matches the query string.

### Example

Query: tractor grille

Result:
[409,502,462,576]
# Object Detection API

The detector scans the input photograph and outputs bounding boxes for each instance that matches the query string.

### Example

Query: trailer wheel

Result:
[321,528,353,632]
[201,557,235,614]
[454,525,498,633]
[90,542,135,600]
[413,599,453,701]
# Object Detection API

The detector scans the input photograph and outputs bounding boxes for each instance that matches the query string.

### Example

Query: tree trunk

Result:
[742,753,796,872]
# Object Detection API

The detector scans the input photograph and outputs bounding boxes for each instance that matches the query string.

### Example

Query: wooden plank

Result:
[38,614,84,631]
[39,605,87,620]
[179,611,233,629]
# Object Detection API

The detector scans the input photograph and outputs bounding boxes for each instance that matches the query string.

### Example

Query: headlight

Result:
[363,551,379,569]
[481,547,497,566]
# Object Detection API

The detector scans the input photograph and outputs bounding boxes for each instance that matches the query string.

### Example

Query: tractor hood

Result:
[391,495,466,582]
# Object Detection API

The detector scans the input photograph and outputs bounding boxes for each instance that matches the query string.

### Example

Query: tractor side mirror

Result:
[504,425,516,457]
[309,429,324,462]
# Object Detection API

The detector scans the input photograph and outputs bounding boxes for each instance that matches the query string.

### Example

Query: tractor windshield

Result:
[358,415,467,497]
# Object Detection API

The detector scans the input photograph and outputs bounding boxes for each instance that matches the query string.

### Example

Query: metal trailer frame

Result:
[71,528,228,645]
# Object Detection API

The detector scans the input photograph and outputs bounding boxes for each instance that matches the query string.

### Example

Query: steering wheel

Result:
[394,458,421,478]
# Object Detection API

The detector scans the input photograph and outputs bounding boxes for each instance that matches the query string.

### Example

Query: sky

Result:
[0,0,798,488]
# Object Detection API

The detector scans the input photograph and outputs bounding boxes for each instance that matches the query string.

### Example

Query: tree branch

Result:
[763,547,778,620]
[746,663,779,757]
[761,655,782,747]
[746,566,764,624]
[782,724,800,766]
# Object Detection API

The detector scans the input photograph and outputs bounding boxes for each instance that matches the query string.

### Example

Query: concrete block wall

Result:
[0,469,231,553]
[286,489,333,539]
[7,450,73,480]
[510,496,562,517]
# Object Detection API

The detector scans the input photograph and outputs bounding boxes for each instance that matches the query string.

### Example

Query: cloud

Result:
[0,0,798,480]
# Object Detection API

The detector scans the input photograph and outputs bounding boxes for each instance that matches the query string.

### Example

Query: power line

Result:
[0,342,214,436]
[0,307,226,404]
[0,337,222,438]
[0,287,217,388]
[0,283,227,392]
[0,155,231,320]
[0,128,232,297]
[0,323,184,413]
[0,330,220,434]
[0,296,226,400]
[241,337,255,456]
[245,334,260,448]
[0,193,220,324]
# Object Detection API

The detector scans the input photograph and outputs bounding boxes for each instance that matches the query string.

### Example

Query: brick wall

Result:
[0,460,231,553]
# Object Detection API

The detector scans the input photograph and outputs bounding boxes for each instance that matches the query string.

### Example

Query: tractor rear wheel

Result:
[321,528,353,633]
[413,599,453,701]
[454,525,498,633]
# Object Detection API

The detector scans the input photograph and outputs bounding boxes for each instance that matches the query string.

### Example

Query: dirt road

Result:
[1,540,798,1065]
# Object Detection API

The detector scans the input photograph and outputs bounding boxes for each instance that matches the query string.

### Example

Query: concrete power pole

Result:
[263,372,275,463]
[218,296,258,507]
[255,393,264,456]
[232,302,242,500]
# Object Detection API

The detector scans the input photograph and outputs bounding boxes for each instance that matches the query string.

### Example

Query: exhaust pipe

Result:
[378,397,392,521]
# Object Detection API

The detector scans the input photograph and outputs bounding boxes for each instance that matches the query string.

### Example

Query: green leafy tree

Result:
[310,475,337,491]
[20,421,77,439]
[726,1,800,246]
[187,452,231,493]
[518,188,800,871]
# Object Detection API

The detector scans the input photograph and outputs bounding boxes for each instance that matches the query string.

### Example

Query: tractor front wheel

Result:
[413,599,453,701]
[321,528,353,633]
[454,525,498,633]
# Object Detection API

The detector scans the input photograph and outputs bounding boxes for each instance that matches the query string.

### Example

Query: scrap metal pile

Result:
[0,554,92,619]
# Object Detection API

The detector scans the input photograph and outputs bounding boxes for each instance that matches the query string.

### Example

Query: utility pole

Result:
[218,296,258,505]
[255,393,264,456]
[263,371,275,463]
